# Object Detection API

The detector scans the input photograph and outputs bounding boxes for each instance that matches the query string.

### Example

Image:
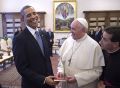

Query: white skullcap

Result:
[77,18,88,29]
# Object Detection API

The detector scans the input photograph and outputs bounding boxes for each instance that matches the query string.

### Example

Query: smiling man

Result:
[12,5,57,88]
[57,18,105,88]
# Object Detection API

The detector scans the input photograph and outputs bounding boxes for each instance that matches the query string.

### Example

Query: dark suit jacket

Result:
[47,32,54,44]
[95,30,102,43]
[13,28,54,88]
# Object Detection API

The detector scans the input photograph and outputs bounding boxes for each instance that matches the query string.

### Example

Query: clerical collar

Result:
[107,47,120,54]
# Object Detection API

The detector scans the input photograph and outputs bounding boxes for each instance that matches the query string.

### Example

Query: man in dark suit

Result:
[47,28,54,56]
[95,26,103,43]
[12,5,57,88]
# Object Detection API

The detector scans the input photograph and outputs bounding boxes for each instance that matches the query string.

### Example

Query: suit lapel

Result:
[24,28,44,56]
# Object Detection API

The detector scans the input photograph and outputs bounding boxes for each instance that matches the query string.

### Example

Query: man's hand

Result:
[45,76,58,86]
[97,81,105,88]
[66,76,76,83]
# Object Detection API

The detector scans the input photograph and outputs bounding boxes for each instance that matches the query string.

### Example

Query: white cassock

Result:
[57,34,105,88]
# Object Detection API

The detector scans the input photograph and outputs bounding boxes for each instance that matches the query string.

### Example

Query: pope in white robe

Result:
[57,18,105,88]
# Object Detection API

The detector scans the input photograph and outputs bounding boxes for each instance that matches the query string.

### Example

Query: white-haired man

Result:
[56,18,105,88]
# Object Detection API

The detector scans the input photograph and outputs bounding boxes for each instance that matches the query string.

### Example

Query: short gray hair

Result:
[20,5,32,16]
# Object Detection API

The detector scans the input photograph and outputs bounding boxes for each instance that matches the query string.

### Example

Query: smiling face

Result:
[70,20,85,40]
[23,7,39,29]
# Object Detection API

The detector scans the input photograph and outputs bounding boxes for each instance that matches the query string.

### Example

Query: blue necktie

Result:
[35,31,44,55]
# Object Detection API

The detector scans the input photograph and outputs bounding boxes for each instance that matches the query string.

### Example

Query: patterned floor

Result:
[0,55,59,88]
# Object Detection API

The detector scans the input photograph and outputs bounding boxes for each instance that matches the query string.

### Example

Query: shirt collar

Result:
[26,26,39,36]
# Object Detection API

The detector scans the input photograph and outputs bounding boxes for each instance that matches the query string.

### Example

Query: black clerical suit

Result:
[100,49,120,88]
[13,28,54,88]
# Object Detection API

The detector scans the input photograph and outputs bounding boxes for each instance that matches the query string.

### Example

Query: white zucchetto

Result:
[77,18,88,29]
